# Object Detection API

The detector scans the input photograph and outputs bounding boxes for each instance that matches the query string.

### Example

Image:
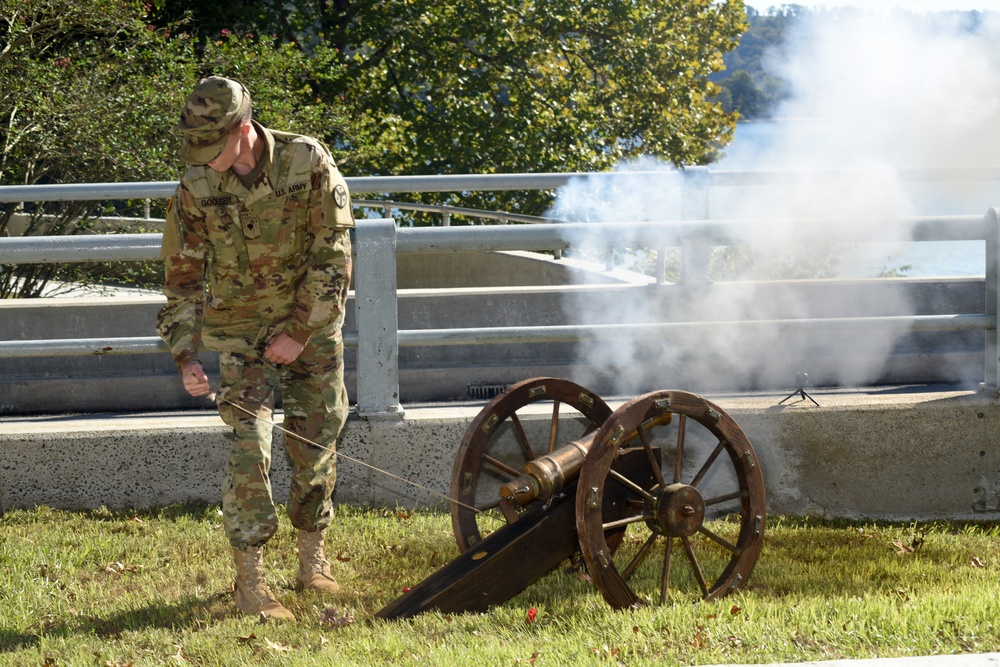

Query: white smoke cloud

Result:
[550,8,1000,396]
[768,10,1000,171]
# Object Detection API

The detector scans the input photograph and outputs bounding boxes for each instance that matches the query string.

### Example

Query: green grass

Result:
[2,505,999,666]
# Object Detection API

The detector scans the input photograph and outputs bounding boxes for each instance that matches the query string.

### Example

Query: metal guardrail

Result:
[2,171,1000,417]
[6,166,1000,202]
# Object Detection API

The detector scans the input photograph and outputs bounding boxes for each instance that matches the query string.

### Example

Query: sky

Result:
[744,1,1000,11]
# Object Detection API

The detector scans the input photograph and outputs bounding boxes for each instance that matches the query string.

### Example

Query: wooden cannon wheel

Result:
[450,377,612,552]
[576,390,766,608]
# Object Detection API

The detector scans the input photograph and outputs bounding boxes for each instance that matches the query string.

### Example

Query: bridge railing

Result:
[2,169,999,418]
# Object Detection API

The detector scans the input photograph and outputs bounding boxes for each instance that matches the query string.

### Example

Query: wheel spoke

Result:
[681,536,710,596]
[510,413,536,462]
[622,532,658,580]
[659,537,673,604]
[637,427,665,488]
[704,490,742,506]
[547,401,561,453]
[690,439,725,488]
[482,454,520,479]
[674,414,686,484]
[698,525,740,554]
[608,468,656,502]
[602,513,651,532]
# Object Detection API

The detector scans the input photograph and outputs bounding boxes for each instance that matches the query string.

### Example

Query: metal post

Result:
[982,208,1000,395]
[680,166,711,285]
[353,218,405,419]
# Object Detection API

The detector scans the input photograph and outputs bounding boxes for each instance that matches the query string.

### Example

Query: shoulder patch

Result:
[334,184,348,209]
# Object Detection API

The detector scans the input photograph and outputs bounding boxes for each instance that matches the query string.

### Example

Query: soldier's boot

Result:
[232,546,296,622]
[297,529,340,594]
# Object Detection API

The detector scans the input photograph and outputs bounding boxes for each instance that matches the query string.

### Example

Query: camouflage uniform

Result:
[157,119,354,550]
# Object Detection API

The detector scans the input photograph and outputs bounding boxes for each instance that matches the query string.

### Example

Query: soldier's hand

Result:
[264,333,305,366]
[181,361,212,397]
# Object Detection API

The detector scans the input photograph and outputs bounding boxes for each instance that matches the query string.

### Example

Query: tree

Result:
[0,0,372,295]
[713,6,798,120]
[150,0,747,217]
[0,0,202,189]
[3,0,747,264]
[0,0,192,295]
[722,69,764,118]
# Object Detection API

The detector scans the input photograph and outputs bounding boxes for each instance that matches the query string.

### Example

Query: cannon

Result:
[377,377,766,619]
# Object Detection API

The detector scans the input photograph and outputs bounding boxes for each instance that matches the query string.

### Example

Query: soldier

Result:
[156,76,354,622]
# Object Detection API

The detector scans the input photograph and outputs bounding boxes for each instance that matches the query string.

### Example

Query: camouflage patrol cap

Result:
[177,76,251,165]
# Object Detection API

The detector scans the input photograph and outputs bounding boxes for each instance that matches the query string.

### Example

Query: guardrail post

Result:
[353,218,405,419]
[680,166,711,285]
[982,208,1000,396]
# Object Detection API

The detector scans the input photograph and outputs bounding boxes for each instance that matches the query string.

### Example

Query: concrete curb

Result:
[2,387,999,521]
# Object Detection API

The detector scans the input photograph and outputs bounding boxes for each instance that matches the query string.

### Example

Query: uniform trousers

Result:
[215,333,348,549]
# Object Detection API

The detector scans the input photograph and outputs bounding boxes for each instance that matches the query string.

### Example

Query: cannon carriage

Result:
[378,377,766,619]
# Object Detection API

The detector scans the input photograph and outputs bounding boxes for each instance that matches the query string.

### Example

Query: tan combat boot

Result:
[232,546,295,622]
[297,529,340,593]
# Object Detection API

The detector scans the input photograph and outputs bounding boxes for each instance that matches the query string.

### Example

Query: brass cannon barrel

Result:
[499,435,595,505]
[497,411,676,507]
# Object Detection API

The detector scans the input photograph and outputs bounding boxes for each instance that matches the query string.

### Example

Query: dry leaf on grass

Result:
[690,625,706,649]
[264,638,292,653]
[318,605,355,629]
[169,644,187,664]
[103,562,139,574]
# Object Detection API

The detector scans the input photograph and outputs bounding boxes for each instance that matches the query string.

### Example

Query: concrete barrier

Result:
[3,386,998,521]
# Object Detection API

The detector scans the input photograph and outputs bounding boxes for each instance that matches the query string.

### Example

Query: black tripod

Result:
[779,372,819,407]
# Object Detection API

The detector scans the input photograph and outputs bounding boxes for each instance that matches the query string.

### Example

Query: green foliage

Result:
[0,0,190,187]
[148,0,747,218]
[191,35,366,168]
[336,0,745,174]
[0,0,190,296]
[2,0,749,294]
[0,0,364,296]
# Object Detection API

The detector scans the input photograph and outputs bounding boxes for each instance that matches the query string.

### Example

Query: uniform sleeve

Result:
[155,184,209,370]
[280,148,354,345]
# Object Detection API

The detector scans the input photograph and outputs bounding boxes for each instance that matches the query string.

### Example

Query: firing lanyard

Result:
[213,391,490,519]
